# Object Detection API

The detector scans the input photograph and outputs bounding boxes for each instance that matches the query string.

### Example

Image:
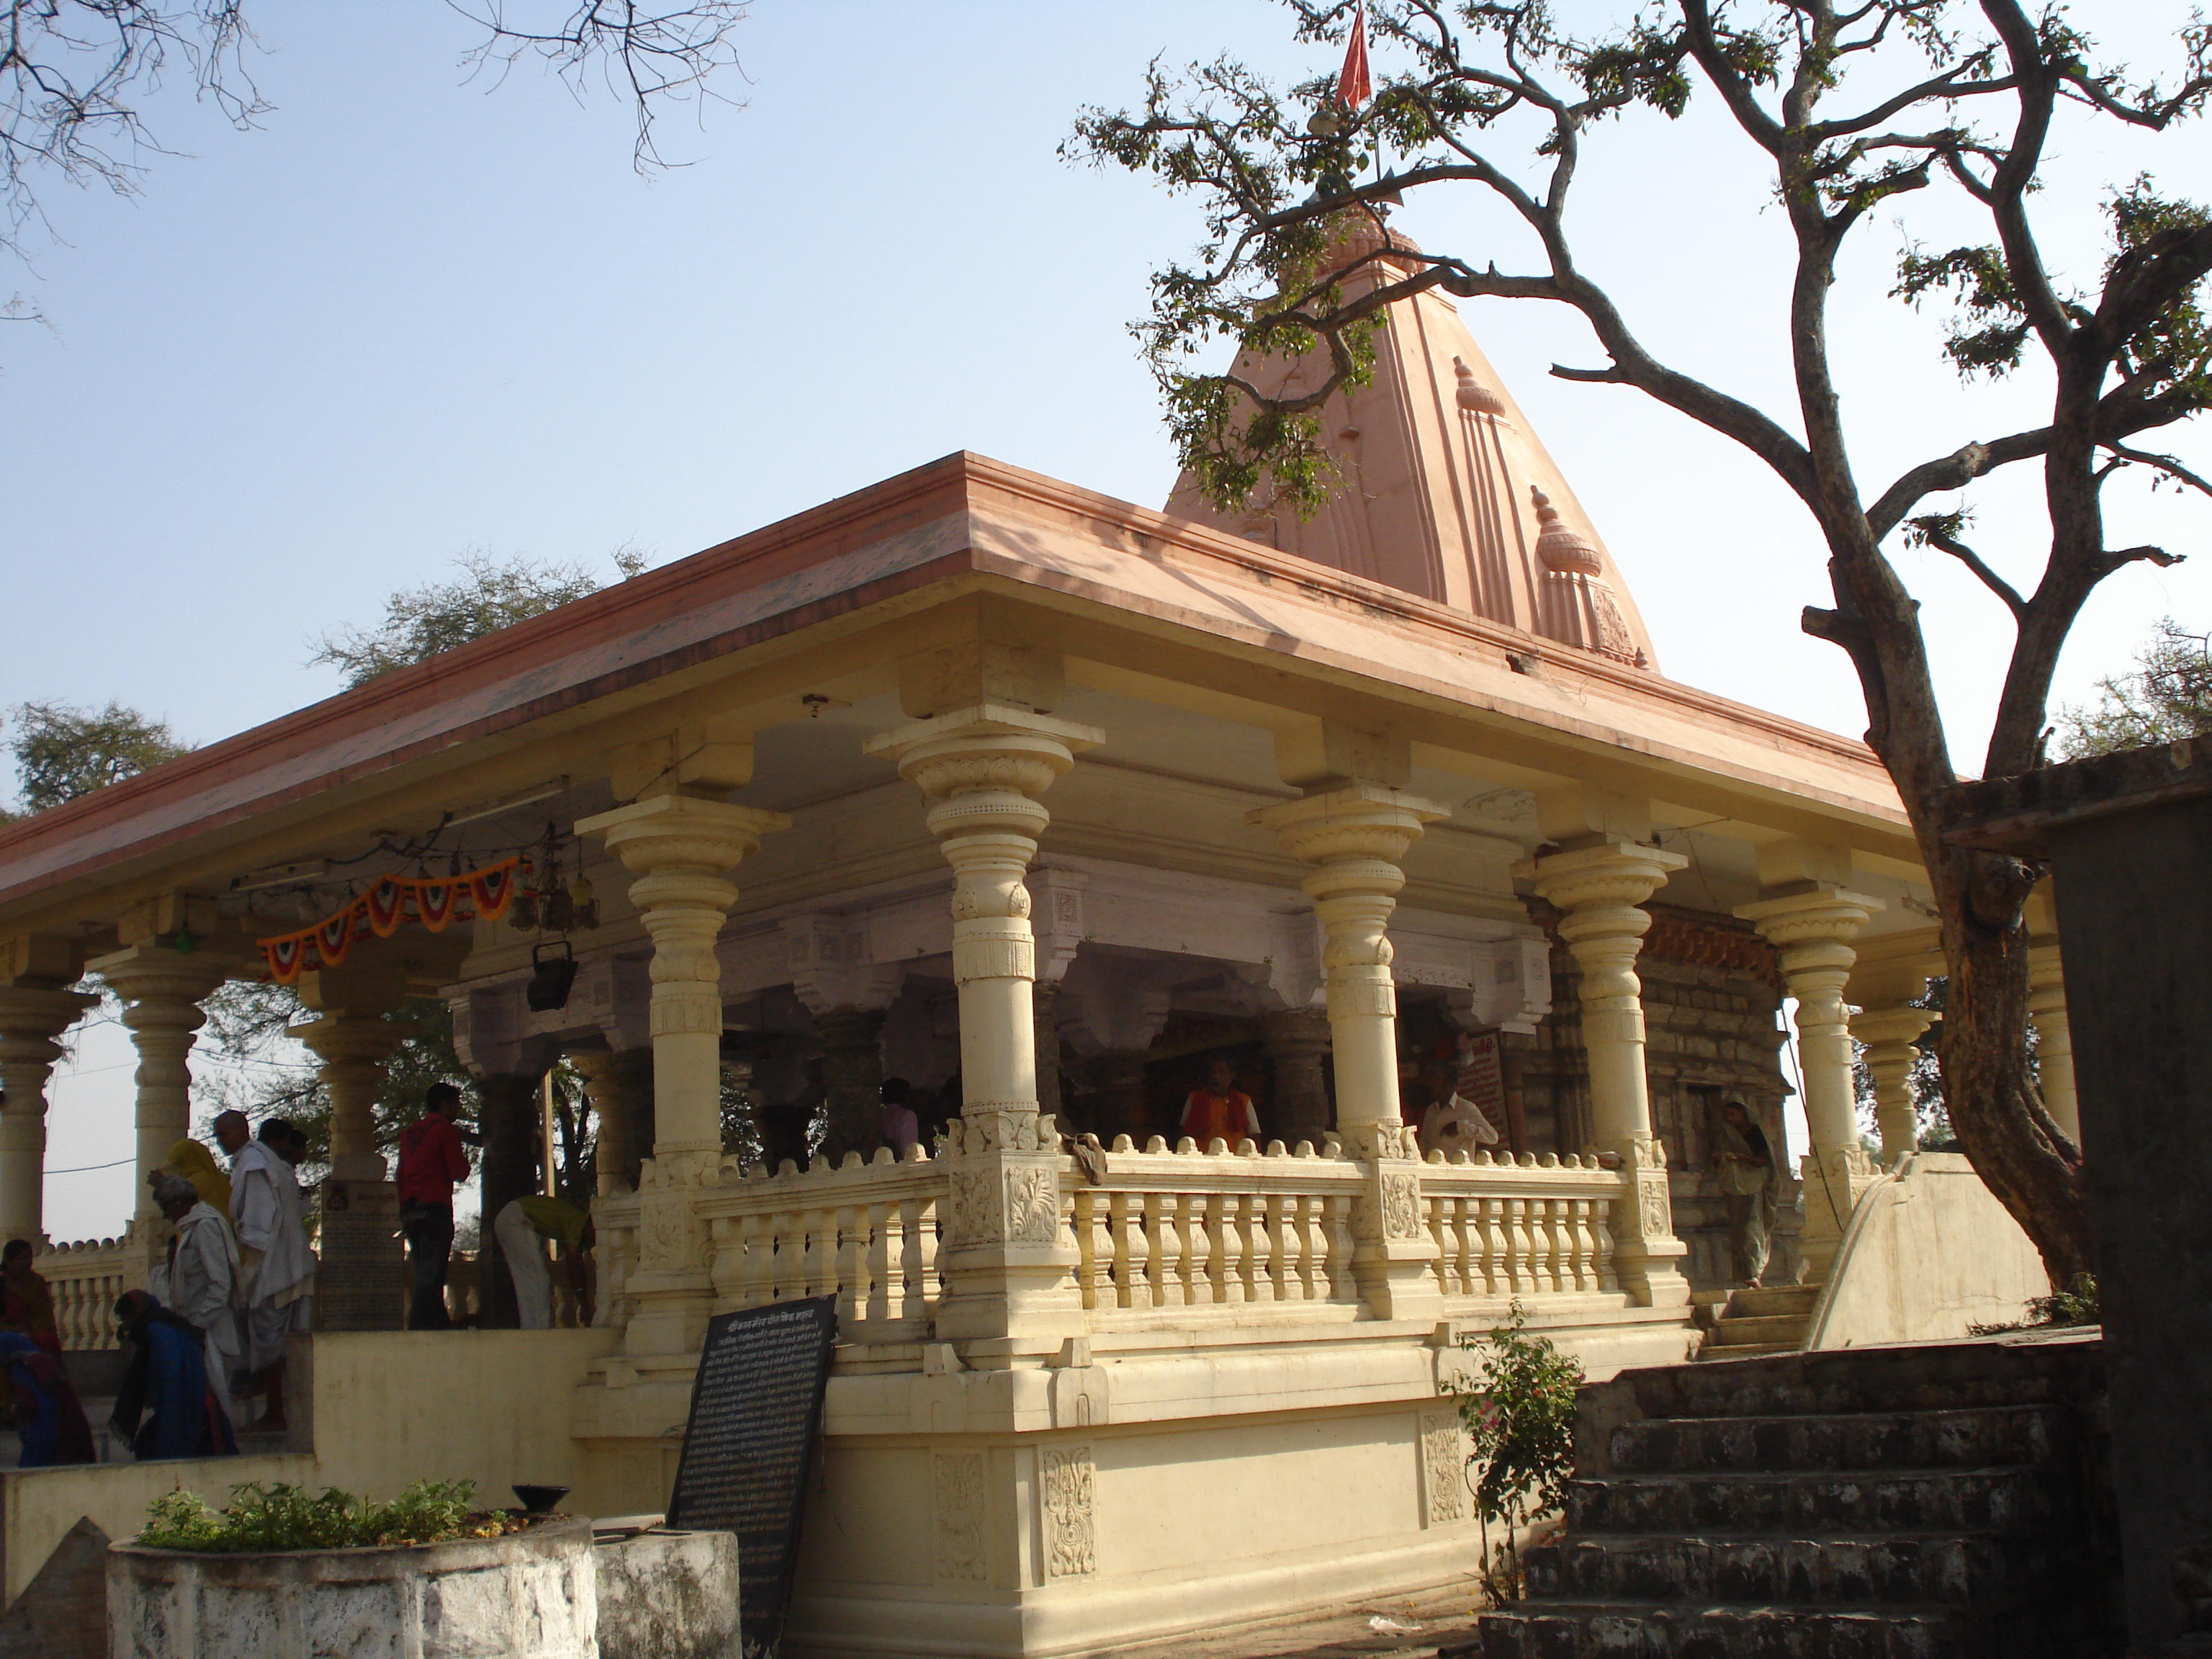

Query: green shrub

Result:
[138,1480,520,1552]
[1441,1304,1585,1605]
[1970,1272,2100,1336]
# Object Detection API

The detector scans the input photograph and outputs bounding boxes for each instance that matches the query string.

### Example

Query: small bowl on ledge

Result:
[513,1484,570,1516]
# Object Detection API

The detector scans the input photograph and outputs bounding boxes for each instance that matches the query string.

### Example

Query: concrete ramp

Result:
[1805,1151,2051,1349]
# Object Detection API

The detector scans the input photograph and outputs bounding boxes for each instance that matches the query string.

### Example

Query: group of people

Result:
[396,1082,593,1331]
[0,1108,318,1467]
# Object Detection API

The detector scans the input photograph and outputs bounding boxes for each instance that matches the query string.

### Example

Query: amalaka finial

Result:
[1532,485,1602,576]
[1453,356,1508,418]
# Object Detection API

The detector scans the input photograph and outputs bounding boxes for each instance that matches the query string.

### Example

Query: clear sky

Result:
[8,2,2208,1239]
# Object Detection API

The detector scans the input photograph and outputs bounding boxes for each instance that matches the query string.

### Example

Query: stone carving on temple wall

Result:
[1007,1169,1058,1244]
[1379,1173,1421,1239]
[934,1452,987,1581]
[1421,1413,1467,1524]
[1041,1446,1097,1578]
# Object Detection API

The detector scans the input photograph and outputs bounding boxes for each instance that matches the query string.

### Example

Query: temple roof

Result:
[1164,220,1660,672]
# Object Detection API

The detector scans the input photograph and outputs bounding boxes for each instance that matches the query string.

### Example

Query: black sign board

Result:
[667,1295,839,1659]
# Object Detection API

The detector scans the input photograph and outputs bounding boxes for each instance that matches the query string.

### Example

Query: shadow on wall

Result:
[1806,1152,2051,1349]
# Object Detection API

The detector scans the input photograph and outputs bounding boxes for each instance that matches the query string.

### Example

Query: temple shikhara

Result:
[0,227,2057,1653]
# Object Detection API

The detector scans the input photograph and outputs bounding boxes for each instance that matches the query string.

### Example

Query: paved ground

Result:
[1107,1579,1487,1659]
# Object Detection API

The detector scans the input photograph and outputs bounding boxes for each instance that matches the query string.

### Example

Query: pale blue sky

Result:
[9,2,2208,1237]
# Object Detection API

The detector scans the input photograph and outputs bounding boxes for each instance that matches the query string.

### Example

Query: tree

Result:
[2,698,189,818]
[2,3,747,270]
[216,545,649,1161]
[310,547,645,690]
[1071,1,2212,1284]
[2054,615,2212,755]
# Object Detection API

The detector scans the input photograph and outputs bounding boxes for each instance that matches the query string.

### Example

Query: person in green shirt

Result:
[492,1195,595,1329]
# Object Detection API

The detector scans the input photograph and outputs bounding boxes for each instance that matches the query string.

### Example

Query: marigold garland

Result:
[258,857,529,984]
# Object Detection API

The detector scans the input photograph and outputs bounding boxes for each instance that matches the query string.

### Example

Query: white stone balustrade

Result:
[1417,1151,1624,1305]
[1066,1137,1364,1318]
[699,1150,944,1341]
[38,1232,145,1350]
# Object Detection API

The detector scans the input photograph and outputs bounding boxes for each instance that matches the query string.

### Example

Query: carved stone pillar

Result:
[578,793,788,1355]
[1740,885,1884,1283]
[572,1052,628,1197]
[1519,842,1690,1308]
[607,1048,655,1192]
[1251,784,1447,1321]
[865,706,1102,1349]
[0,986,99,1243]
[89,945,230,1233]
[1849,1004,1932,1166]
[1260,1007,1332,1146]
[2028,943,2080,1146]
[292,1012,409,1182]
[476,1070,544,1330]
[816,1005,889,1165]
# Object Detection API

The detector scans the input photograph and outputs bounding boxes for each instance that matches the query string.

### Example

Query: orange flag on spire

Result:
[1334,1,1372,111]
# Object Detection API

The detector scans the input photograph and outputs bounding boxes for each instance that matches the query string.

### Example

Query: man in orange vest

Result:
[1180,1056,1261,1148]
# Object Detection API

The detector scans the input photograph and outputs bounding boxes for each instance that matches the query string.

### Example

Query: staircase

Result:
[1451,1331,2116,1658]
[1695,1282,1819,1359]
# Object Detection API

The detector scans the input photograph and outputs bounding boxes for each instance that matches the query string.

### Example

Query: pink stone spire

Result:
[1163,224,1660,672]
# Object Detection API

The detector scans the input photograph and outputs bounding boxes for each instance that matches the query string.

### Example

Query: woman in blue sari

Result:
[110,1290,236,1460]
[0,1332,95,1466]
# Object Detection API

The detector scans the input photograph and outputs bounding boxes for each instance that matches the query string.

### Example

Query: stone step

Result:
[1455,1599,2074,1658]
[1610,1404,2064,1476]
[1704,1314,1811,1346]
[1524,1531,2052,1606]
[1727,1285,1821,1319]
[1566,1465,2062,1537]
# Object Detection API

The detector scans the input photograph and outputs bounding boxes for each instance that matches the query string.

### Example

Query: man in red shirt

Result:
[1180,1056,1262,1149]
[395,1084,472,1330]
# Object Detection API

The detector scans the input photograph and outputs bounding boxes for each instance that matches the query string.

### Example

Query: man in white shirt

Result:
[148,1171,243,1436]
[217,1112,317,1431]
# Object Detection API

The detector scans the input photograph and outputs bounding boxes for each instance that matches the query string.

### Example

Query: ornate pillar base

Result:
[1797,1143,1882,1282]
[935,1108,1086,1351]
[1341,1118,1443,1323]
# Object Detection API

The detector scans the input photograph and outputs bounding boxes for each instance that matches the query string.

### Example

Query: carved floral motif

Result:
[1380,1173,1421,1239]
[1041,1446,1097,1577]
[1421,1413,1467,1523]
[1007,1168,1058,1244]
[934,1452,987,1581]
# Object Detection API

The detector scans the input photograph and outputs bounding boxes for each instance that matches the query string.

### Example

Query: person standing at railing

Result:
[1415,1062,1503,1159]
[1181,1056,1261,1149]
[396,1084,472,1331]
[878,1078,920,1159]
[0,1239,62,1360]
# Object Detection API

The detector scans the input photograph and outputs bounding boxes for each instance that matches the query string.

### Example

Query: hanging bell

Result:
[567,876,598,932]
[541,885,575,932]
[509,891,541,932]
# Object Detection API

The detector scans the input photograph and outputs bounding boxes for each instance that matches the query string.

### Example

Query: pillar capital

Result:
[1249,783,1447,871]
[579,793,790,880]
[1736,885,1884,960]
[1516,840,1686,914]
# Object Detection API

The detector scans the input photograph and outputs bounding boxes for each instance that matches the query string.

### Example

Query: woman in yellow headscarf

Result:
[162,1138,231,1216]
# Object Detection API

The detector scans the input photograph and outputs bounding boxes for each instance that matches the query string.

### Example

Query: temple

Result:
[0,228,2059,1655]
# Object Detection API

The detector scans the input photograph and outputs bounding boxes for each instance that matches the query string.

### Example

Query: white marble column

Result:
[1520,841,1690,1307]
[2027,943,2080,1146]
[292,1011,410,1182]
[866,705,1101,1347]
[89,945,230,1234]
[1848,1004,1933,1165]
[579,793,789,1355]
[0,986,100,1243]
[1740,886,1884,1282]
[1252,783,1446,1321]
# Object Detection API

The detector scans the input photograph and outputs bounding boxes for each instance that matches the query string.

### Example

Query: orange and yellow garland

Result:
[258,857,530,985]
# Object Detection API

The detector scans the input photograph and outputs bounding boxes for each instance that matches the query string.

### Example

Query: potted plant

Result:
[107,1480,595,1659]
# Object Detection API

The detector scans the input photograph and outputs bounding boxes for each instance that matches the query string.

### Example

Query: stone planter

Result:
[106,1514,596,1659]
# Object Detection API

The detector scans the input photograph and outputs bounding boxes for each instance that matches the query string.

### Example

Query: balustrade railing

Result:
[1416,1149,1626,1305]
[38,1233,145,1351]
[588,1133,1640,1352]
[1066,1136,1364,1320]
[698,1148,945,1342]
